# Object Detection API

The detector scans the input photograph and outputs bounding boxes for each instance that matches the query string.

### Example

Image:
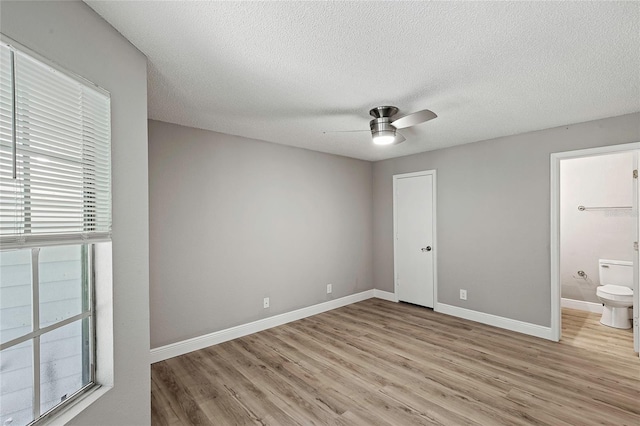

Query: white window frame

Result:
[0,34,114,426]
[0,245,96,424]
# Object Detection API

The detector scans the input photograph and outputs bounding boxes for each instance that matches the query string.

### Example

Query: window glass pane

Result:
[0,339,34,426]
[39,245,85,328]
[0,249,32,344]
[40,318,90,415]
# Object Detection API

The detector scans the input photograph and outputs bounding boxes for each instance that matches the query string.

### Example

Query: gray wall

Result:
[560,152,635,303]
[373,113,640,327]
[148,120,372,348]
[1,1,151,424]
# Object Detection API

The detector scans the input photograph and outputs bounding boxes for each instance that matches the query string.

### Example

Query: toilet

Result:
[596,259,633,329]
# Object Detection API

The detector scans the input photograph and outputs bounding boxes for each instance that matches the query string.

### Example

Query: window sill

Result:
[38,384,111,426]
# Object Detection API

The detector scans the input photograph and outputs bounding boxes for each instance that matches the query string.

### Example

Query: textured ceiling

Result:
[85,1,640,161]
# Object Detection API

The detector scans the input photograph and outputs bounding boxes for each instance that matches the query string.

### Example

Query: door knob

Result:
[421,246,432,252]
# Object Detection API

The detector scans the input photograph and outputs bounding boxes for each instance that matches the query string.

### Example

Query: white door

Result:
[394,171,435,308]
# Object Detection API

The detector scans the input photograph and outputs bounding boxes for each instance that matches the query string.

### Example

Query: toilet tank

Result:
[599,259,633,288]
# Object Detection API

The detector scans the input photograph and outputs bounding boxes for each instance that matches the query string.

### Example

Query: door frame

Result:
[393,170,438,309]
[550,142,640,352]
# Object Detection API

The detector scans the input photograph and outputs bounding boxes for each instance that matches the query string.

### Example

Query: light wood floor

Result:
[151,300,640,425]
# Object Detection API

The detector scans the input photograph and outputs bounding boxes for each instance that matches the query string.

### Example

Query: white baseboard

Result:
[150,289,375,364]
[561,298,604,314]
[373,289,398,302]
[151,290,557,364]
[435,303,554,341]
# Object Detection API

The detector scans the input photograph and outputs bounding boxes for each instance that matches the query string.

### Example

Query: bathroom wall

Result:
[560,152,636,303]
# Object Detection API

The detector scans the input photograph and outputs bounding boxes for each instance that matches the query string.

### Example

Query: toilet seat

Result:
[596,284,633,302]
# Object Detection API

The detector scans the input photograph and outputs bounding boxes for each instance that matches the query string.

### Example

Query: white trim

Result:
[432,172,439,311]
[40,385,111,426]
[435,303,554,340]
[150,290,375,364]
[633,151,640,354]
[150,288,561,365]
[550,152,561,342]
[551,143,640,159]
[373,289,398,302]
[561,298,604,314]
[392,169,438,309]
[550,142,640,346]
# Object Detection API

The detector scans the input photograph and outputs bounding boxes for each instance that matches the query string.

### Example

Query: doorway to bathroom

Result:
[550,142,640,357]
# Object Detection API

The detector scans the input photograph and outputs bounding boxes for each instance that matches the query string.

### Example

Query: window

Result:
[0,40,111,426]
[0,245,93,425]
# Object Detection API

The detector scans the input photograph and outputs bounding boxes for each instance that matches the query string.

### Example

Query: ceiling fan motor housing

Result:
[369,117,396,135]
[369,106,399,141]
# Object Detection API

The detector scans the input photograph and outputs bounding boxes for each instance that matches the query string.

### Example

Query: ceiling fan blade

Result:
[391,109,437,129]
[322,129,369,134]
[394,133,406,144]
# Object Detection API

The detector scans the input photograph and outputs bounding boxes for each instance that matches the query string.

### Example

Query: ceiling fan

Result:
[326,106,437,146]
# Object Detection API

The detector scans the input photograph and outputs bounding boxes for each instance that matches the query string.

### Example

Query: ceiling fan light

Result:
[370,117,397,146]
[372,130,396,145]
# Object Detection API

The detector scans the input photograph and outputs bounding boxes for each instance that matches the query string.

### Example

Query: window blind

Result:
[0,44,111,249]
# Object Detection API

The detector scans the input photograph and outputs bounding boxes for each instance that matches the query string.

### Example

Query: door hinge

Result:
[634,169,638,179]
[634,241,638,251]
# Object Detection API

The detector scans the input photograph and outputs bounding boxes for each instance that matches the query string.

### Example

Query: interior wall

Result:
[0,1,151,424]
[560,152,635,303]
[148,120,373,349]
[373,113,640,327]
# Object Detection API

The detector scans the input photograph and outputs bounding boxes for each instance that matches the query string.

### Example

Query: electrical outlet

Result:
[263,297,270,309]
[460,289,467,300]
[327,284,332,294]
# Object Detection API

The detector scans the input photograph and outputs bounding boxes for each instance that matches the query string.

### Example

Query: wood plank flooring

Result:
[151,300,640,425]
